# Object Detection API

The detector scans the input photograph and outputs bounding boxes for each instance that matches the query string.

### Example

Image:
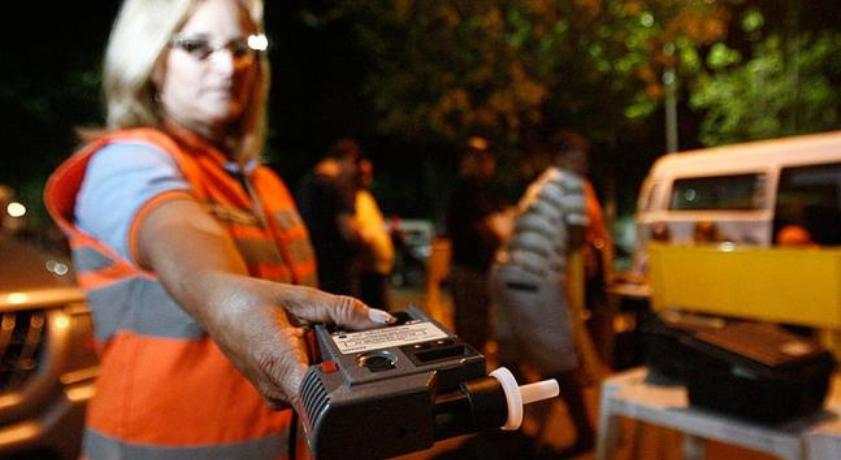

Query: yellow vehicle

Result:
[636,132,841,349]
[649,244,841,327]
[610,131,841,368]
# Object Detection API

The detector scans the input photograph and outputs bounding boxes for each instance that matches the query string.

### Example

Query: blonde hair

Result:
[103,0,269,160]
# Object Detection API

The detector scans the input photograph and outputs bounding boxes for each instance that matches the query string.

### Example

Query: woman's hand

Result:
[195,274,392,409]
[137,198,394,409]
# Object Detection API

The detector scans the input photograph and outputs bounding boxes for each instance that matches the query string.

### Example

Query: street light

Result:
[663,43,678,153]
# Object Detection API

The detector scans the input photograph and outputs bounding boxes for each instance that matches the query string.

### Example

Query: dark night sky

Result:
[0,2,442,222]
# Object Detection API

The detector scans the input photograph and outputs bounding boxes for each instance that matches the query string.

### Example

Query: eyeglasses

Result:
[169,33,268,61]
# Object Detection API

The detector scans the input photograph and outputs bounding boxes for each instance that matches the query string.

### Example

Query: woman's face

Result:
[155,0,259,140]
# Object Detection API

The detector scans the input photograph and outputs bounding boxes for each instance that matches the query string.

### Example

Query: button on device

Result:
[320,361,338,374]
[435,339,454,347]
[412,342,431,350]
[357,351,397,372]
[391,311,413,325]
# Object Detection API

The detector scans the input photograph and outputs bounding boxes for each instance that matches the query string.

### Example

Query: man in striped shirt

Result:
[489,131,595,456]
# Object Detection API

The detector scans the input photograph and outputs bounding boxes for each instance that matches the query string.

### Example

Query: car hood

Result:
[0,235,83,310]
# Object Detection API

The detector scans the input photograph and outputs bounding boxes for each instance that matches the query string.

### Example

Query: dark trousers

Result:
[551,369,595,448]
[358,271,390,310]
[449,265,491,352]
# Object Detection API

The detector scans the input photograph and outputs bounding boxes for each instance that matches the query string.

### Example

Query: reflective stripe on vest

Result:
[86,276,204,340]
[84,428,287,460]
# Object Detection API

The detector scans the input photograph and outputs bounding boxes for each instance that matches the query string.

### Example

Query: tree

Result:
[324,0,738,225]
[0,2,109,233]
[690,7,841,146]
[334,0,732,153]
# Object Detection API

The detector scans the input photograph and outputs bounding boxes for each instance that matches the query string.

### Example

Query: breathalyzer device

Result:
[299,306,559,459]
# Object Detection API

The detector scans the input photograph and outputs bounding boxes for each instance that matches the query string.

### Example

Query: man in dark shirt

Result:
[445,136,508,352]
[296,139,362,295]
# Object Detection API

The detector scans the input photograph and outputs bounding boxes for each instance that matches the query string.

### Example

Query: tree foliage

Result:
[336,0,731,151]
[690,8,841,146]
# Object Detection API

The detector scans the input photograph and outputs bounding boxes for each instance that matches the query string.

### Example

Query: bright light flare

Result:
[7,293,28,304]
[54,316,70,329]
[719,242,737,252]
[248,34,268,52]
[6,202,26,218]
[46,260,70,276]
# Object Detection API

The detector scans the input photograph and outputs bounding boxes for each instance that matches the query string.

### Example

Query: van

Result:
[631,130,841,274]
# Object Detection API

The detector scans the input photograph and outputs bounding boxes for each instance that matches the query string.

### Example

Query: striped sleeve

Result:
[560,172,589,227]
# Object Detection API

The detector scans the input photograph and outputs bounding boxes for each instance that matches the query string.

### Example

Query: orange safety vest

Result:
[45,128,317,459]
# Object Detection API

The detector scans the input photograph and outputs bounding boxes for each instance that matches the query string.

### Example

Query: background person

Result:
[44,1,392,458]
[445,136,509,353]
[354,157,395,309]
[296,138,363,295]
[488,131,596,457]
[693,220,725,243]
[776,224,816,247]
[559,131,616,364]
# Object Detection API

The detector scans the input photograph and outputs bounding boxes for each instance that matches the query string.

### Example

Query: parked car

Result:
[388,218,435,288]
[0,234,97,460]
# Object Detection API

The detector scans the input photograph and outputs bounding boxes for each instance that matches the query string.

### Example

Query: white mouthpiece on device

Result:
[489,367,560,430]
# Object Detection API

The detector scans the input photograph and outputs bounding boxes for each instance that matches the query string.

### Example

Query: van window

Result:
[775,162,841,245]
[669,174,765,210]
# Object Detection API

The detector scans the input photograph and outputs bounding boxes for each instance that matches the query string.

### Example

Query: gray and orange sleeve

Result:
[75,142,192,264]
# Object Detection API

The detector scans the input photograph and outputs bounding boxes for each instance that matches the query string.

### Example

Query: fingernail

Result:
[368,309,396,325]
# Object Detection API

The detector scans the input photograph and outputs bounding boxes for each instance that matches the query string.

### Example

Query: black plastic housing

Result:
[682,321,836,424]
[300,307,488,459]
[641,310,726,383]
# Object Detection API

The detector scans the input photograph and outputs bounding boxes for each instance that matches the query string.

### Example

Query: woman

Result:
[44,1,392,458]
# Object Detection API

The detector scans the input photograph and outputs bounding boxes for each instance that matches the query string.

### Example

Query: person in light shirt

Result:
[354,157,395,309]
[489,130,595,457]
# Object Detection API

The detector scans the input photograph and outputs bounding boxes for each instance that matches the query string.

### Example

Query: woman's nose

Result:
[208,49,236,77]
